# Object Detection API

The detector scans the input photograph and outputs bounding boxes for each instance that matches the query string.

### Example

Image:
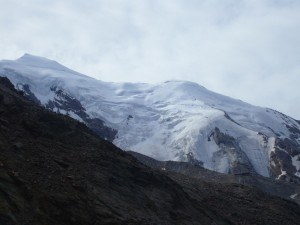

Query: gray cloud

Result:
[0,0,300,118]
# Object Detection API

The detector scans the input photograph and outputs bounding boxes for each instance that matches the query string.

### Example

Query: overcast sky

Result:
[0,0,300,118]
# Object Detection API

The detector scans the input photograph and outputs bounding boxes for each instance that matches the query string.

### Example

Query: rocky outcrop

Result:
[186,152,204,166]
[16,83,41,105]
[269,137,300,183]
[18,84,118,141]
[209,127,255,175]
[275,138,300,157]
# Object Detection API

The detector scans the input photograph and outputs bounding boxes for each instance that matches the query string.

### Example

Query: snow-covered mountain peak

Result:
[17,53,50,62]
[16,53,70,71]
[0,55,300,182]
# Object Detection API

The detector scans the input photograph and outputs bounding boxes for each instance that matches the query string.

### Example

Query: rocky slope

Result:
[0,76,215,225]
[0,77,300,224]
[129,151,300,205]
[1,54,300,182]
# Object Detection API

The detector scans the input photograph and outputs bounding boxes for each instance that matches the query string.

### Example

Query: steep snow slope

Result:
[1,54,300,181]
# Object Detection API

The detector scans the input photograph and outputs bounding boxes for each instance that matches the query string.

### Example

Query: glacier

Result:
[1,53,300,181]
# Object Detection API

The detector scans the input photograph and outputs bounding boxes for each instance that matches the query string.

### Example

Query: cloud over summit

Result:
[1,0,300,118]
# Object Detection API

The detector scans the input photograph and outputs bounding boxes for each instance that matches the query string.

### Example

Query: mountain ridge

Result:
[1,54,300,182]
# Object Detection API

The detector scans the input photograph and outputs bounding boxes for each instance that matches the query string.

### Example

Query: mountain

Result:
[1,54,300,182]
[0,76,300,225]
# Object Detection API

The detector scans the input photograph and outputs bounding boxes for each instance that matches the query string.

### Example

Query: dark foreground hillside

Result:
[0,76,299,225]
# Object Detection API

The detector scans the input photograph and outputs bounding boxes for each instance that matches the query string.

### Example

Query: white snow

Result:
[292,155,300,171]
[1,54,300,177]
[266,137,276,155]
[290,193,299,199]
[68,111,84,123]
[276,170,287,180]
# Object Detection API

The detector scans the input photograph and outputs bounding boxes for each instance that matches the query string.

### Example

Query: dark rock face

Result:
[47,86,85,113]
[16,83,41,105]
[209,127,255,175]
[260,109,300,181]
[276,138,300,157]
[286,124,300,138]
[270,148,296,181]
[186,152,204,166]
[0,76,16,91]
[0,77,300,224]
[224,112,241,126]
[267,138,300,183]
